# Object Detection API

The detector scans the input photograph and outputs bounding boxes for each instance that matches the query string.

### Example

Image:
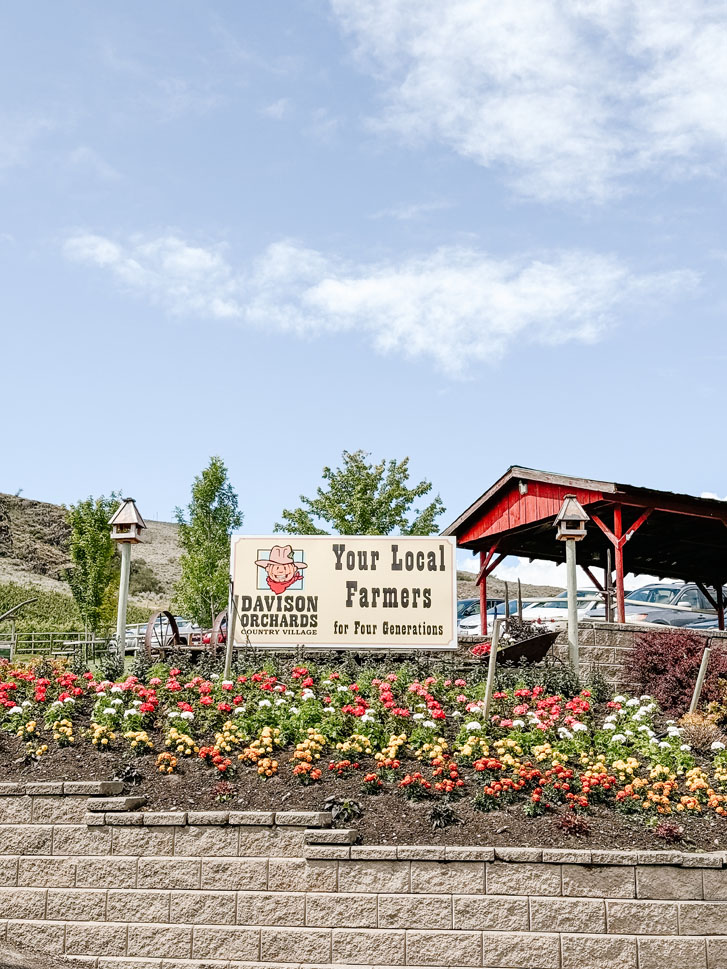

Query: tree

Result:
[173,456,243,626]
[274,450,444,536]
[65,493,120,633]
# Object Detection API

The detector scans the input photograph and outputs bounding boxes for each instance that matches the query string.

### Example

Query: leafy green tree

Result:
[173,456,243,626]
[275,450,444,536]
[65,493,120,633]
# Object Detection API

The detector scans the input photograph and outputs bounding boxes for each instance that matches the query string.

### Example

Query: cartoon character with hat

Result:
[255,545,308,595]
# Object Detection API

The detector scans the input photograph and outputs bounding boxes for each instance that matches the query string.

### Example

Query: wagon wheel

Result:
[209,610,227,658]
[143,610,182,660]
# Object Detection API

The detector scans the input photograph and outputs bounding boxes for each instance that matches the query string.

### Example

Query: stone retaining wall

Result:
[1,783,726,968]
[463,621,727,691]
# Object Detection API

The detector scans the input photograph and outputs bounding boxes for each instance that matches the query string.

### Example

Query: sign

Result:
[229,535,457,650]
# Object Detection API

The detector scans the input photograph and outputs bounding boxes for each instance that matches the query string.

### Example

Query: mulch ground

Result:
[2,731,725,852]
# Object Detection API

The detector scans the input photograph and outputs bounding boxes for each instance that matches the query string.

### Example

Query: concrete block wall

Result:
[1,783,727,968]
[553,622,727,690]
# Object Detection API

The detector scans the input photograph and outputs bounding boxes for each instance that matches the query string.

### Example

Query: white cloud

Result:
[261,98,291,119]
[0,116,52,173]
[68,146,120,181]
[370,199,452,221]
[63,231,696,376]
[330,0,727,201]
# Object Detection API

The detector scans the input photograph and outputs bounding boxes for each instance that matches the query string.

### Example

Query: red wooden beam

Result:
[717,586,725,632]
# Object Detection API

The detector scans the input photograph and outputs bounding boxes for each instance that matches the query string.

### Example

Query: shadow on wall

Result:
[0,946,82,969]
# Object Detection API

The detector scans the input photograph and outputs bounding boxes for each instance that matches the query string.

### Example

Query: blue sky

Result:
[2,1,725,584]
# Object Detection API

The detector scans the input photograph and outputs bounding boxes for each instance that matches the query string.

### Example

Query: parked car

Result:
[520,596,605,624]
[457,598,538,636]
[621,583,726,627]
[457,598,503,621]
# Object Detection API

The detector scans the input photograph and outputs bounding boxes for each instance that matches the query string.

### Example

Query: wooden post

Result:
[223,583,238,682]
[614,506,626,623]
[504,582,509,630]
[717,585,725,632]
[479,550,488,635]
[482,619,502,722]
[517,579,523,621]
[690,647,711,713]
[605,549,613,623]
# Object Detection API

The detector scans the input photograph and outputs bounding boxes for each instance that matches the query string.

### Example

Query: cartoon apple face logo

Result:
[255,544,308,595]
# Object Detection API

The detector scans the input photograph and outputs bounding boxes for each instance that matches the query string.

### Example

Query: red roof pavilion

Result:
[443,467,727,633]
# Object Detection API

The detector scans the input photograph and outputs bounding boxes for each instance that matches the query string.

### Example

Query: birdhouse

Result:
[109,498,146,543]
[554,494,589,541]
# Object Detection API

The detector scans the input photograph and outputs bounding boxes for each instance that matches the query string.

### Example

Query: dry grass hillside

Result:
[0,493,180,612]
[457,571,561,601]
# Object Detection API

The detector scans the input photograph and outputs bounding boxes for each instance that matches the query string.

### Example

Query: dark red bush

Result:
[625,629,727,716]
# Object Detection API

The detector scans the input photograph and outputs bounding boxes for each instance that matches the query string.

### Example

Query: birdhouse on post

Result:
[554,494,589,542]
[109,498,146,649]
[109,498,146,544]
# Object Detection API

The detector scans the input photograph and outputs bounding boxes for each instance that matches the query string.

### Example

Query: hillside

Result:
[0,493,180,615]
[457,571,561,601]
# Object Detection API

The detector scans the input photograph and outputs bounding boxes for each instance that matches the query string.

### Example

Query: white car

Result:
[457,598,539,636]
[520,597,604,624]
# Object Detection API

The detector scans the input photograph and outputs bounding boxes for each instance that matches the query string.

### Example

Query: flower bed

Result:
[2,656,727,849]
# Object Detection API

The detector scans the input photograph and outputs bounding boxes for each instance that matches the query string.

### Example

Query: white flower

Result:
[210,673,219,680]
[680,744,691,751]
[361,713,375,723]
[7,706,22,715]
[604,714,617,723]
[640,694,652,702]
[234,707,245,715]
[413,713,425,720]
[123,709,136,718]
[275,698,287,706]
[132,699,142,707]
[337,686,349,693]
[300,689,315,701]
[464,720,481,731]
[511,720,525,729]
[659,741,671,749]
[603,722,616,730]
[558,727,573,739]
[613,695,626,703]
[258,699,272,708]
[111,686,122,693]
[63,697,75,704]
[21,700,31,708]
[167,711,180,718]
[572,723,588,732]
[180,711,194,721]
[423,720,437,729]
[711,741,726,751]
[667,726,682,737]
[611,734,627,743]
[321,679,332,686]
[452,711,462,718]
[289,706,299,714]
[626,698,640,707]
[112,698,123,706]
[624,730,634,737]
[323,706,335,713]
[222,680,233,688]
